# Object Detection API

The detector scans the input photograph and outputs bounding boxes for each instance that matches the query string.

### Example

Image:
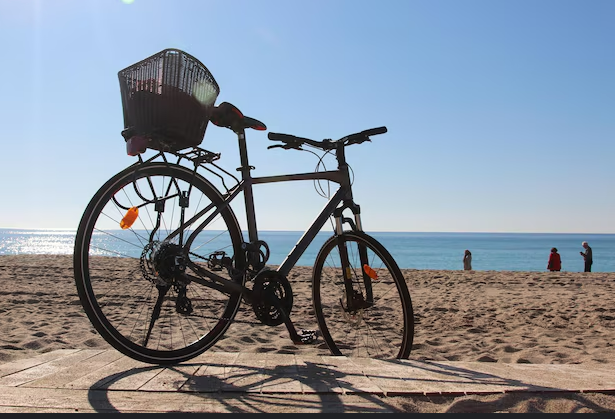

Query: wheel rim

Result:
[74,163,244,363]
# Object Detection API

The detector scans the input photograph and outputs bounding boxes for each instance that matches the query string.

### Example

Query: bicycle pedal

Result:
[294,329,318,345]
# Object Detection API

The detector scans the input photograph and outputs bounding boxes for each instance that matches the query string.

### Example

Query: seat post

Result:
[236,129,259,243]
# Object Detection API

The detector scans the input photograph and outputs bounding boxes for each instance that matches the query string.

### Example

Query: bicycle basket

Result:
[118,48,220,152]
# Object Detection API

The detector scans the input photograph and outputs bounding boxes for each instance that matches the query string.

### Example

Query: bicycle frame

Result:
[136,128,365,297]
[237,130,362,278]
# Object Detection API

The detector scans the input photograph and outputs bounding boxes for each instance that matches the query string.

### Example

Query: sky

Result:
[0,0,613,233]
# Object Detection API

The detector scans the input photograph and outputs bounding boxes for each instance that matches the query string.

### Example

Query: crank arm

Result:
[267,294,317,345]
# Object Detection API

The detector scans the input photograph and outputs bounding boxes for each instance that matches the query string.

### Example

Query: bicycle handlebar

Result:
[267,126,387,151]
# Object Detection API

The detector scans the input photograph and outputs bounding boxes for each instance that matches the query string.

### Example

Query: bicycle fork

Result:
[334,205,374,312]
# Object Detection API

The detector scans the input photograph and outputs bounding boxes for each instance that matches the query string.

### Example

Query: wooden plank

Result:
[137,364,200,392]
[0,349,96,387]
[22,350,115,388]
[0,349,80,379]
[60,353,148,390]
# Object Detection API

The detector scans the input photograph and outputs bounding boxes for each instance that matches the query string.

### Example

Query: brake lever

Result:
[267,144,303,151]
[348,136,372,146]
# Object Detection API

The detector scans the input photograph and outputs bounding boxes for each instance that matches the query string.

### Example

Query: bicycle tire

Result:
[74,162,245,365]
[312,231,414,359]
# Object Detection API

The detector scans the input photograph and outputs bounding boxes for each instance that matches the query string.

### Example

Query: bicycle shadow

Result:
[83,355,576,413]
[85,360,393,413]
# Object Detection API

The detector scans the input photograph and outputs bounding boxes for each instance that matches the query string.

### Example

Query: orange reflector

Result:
[363,264,379,280]
[120,206,139,230]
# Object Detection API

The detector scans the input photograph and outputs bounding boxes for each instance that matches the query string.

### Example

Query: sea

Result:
[0,229,613,273]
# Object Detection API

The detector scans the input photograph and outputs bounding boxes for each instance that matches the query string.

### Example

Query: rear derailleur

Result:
[140,241,193,315]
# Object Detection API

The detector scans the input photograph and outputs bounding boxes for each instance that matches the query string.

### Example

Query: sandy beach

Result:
[1,254,614,412]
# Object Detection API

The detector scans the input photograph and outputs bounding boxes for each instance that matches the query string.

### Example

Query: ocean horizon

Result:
[0,228,612,273]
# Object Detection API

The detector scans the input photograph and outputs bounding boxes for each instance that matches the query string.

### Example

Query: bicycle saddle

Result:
[210,102,267,133]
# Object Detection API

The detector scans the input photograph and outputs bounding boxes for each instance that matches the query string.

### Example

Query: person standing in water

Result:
[463,250,472,271]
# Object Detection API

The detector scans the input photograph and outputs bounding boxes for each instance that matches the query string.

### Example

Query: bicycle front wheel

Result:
[312,231,414,359]
[74,162,245,365]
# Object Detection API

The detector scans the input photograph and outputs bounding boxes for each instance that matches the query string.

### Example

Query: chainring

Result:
[252,270,293,326]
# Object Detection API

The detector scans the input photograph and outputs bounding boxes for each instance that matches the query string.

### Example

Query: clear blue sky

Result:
[1,0,613,233]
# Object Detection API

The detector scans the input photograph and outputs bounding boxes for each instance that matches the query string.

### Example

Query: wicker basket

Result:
[118,49,220,152]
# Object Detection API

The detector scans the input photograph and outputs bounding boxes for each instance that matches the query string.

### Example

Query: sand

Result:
[1,254,614,412]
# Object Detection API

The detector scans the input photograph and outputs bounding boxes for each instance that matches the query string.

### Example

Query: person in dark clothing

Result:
[580,241,593,272]
[463,249,472,271]
[547,247,561,271]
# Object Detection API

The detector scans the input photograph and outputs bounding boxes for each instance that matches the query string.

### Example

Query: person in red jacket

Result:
[547,247,562,272]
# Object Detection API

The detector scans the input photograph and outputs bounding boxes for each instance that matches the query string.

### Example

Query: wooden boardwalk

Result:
[0,349,614,413]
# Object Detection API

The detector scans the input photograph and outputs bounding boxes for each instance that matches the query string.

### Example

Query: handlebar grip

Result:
[268,132,296,142]
[268,132,313,143]
[361,126,387,137]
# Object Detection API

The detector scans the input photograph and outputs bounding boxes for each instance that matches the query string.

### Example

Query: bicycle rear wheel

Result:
[74,162,245,365]
[312,231,414,359]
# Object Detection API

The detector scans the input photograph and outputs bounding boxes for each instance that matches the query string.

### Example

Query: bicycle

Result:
[73,49,414,365]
